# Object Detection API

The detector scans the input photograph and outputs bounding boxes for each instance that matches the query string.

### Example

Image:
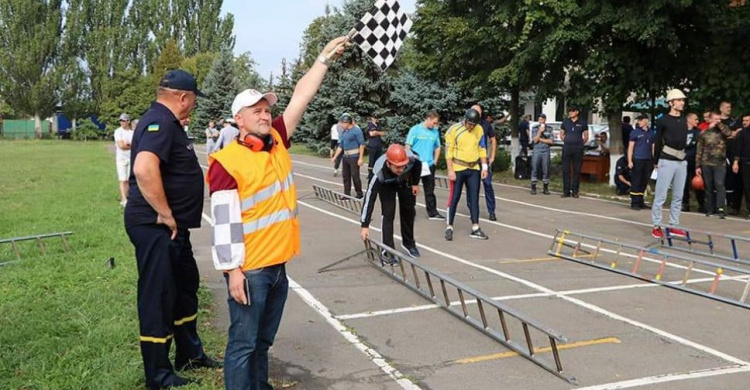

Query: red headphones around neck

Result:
[239,133,275,152]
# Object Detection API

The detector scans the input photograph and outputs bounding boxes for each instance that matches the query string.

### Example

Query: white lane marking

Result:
[296,200,750,366]
[199,212,421,390]
[334,273,741,321]
[287,278,422,390]
[575,364,750,390]
[292,171,745,283]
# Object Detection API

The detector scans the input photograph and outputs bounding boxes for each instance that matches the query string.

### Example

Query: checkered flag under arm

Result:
[351,0,413,71]
[211,190,245,270]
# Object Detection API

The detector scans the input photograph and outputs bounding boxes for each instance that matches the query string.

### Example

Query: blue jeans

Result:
[224,264,289,390]
[448,169,480,225]
[651,159,687,226]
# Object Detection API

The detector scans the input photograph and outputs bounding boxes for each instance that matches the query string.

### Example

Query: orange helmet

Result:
[692,175,704,190]
[386,144,409,167]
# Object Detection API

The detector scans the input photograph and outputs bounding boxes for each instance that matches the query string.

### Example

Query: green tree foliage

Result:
[193,47,240,132]
[0,0,64,137]
[234,52,264,91]
[181,52,217,87]
[152,39,184,80]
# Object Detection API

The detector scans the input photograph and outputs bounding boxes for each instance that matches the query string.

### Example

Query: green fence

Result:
[0,120,37,139]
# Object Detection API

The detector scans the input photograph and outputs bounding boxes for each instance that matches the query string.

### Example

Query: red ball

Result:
[692,175,704,190]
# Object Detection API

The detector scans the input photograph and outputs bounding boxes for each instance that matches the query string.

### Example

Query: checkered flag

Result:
[351,0,413,71]
[211,190,245,270]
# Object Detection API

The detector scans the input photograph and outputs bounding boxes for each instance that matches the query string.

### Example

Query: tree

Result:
[181,52,218,87]
[193,47,240,132]
[0,0,64,137]
[152,39,184,80]
[234,52,264,91]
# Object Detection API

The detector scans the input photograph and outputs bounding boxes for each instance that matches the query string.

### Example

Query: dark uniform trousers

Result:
[367,145,383,182]
[421,165,438,216]
[380,183,417,249]
[630,159,652,206]
[126,224,207,388]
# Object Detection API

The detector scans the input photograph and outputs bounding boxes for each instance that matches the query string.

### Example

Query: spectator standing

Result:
[696,111,733,218]
[560,106,589,198]
[731,114,750,219]
[114,113,134,207]
[627,115,654,210]
[366,116,386,181]
[530,113,553,195]
[683,113,705,212]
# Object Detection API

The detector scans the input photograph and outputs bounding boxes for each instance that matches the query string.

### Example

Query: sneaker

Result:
[572,192,579,198]
[489,213,497,221]
[379,249,398,266]
[631,204,641,210]
[718,208,726,219]
[401,244,420,258]
[651,227,664,239]
[470,228,489,240]
[333,169,338,177]
[561,193,571,198]
[355,194,364,199]
[667,228,687,238]
[428,213,445,220]
[445,228,453,241]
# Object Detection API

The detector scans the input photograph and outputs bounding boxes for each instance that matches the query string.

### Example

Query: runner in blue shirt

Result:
[406,111,443,219]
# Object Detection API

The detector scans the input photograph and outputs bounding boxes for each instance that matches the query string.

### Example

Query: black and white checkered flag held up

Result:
[351,0,413,71]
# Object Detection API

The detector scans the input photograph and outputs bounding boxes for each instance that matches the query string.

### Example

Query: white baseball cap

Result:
[231,89,279,117]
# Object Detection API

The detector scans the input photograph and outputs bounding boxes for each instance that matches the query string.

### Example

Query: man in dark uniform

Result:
[560,106,589,198]
[719,101,743,214]
[366,116,386,181]
[125,69,220,389]
[614,155,631,195]
[361,144,422,261]
[471,104,498,220]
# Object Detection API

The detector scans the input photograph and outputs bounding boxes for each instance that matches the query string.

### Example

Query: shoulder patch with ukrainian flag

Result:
[147,124,160,132]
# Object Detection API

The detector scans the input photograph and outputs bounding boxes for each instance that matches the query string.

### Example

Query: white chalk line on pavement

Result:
[200,207,421,388]
[295,199,750,369]
[575,364,750,390]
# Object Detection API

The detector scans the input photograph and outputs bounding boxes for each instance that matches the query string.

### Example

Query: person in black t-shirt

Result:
[125,70,220,389]
[560,106,588,198]
[366,116,385,181]
[518,115,531,155]
[719,101,743,214]
[650,89,689,239]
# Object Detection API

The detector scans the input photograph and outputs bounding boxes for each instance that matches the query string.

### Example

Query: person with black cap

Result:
[125,69,220,389]
[627,114,655,210]
[530,113,553,195]
[560,106,589,198]
[360,144,422,260]
[331,113,365,198]
[444,108,489,241]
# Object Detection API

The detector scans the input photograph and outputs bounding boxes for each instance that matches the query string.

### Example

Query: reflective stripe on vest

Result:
[241,172,295,211]
[243,207,299,235]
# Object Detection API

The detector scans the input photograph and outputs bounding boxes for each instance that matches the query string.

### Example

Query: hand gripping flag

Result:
[351,0,413,71]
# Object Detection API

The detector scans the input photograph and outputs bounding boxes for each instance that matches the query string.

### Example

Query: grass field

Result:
[0,140,224,389]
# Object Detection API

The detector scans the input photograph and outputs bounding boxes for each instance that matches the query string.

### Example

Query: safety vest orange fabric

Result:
[208,129,300,271]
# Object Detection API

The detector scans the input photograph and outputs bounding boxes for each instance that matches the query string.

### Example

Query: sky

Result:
[221,0,417,79]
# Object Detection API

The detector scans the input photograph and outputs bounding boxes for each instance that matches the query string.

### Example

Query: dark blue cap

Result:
[339,113,353,123]
[159,69,205,97]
